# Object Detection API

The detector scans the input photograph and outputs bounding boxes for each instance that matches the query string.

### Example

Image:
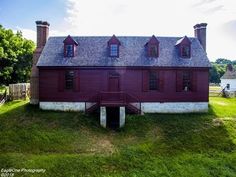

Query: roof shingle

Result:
[37,36,211,67]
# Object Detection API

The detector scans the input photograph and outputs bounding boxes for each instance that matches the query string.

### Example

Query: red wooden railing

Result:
[85,93,99,113]
[100,91,126,105]
[85,91,141,114]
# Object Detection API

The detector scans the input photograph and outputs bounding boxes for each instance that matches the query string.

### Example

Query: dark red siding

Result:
[39,67,209,102]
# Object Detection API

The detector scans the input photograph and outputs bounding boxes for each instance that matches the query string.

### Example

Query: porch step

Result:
[126,104,141,114]
[86,103,99,113]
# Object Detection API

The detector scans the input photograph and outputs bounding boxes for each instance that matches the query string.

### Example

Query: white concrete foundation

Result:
[119,107,125,128]
[141,102,208,113]
[100,106,106,128]
[39,102,85,111]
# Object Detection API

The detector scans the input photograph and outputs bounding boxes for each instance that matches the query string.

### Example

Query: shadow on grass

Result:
[9,102,104,131]
[0,102,109,154]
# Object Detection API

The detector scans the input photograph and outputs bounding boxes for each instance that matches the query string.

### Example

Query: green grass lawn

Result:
[0,98,235,177]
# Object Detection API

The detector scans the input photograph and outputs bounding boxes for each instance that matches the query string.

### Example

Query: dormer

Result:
[107,35,121,57]
[175,36,191,58]
[63,35,79,57]
[145,35,159,58]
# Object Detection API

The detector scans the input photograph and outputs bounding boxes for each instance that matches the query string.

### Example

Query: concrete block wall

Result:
[141,102,208,113]
[39,102,85,111]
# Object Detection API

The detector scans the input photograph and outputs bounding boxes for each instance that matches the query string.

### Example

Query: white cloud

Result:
[17,0,236,60]
[14,27,36,42]
[62,0,236,60]
[13,27,67,43]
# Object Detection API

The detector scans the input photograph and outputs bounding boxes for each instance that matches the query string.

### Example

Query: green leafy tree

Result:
[209,59,236,83]
[215,58,232,65]
[210,64,220,83]
[0,25,35,85]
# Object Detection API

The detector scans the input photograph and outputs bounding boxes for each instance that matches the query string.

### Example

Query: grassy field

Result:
[0,98,235,177]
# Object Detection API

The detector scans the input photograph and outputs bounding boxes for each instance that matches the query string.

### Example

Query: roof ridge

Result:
[48,36,197,39]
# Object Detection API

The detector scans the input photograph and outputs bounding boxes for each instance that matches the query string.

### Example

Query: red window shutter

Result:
[191,71,197,92]
[142,70,148,92]
[159,71,164,92]
[176,71,183,92]
[58,71,64,92]
[74,70,80,92]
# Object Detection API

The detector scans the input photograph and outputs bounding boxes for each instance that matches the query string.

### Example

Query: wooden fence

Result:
[0,90,7,106]
[9,83,30,100]
[209,86,236,97]
[209,86,222,97]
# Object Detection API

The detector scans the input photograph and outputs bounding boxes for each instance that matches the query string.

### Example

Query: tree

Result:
[215,58,232,65]
[210,64,220,83]
[0,25,35,85]
[209,59,236,84]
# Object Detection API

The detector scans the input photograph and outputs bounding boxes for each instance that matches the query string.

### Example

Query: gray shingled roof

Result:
[37,36,211,67]
[221,70,236,79]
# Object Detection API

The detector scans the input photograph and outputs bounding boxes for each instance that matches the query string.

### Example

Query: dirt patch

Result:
[90,137,116,154]
[212,118,224,127]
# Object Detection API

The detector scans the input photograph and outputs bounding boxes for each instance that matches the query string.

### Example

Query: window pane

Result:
[149,45,158,57]
[66,45,73,57]
[110,44,118,57]
[149,72,158,90]
[65,71,74,89]
[181,46,190,57]
[183,71,191,91]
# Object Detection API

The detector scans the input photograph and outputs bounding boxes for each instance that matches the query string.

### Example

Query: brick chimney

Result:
[30,21,50,105]
[226,64,234,72]
[36,21,50,48]
[194,23,207,51]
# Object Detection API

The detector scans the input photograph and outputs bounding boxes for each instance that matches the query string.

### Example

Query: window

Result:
[181,45,190,58]
[226,84,230,90]
[175,36,191,58]
[65,71,74,89]
[149,72,158,90]
[65,45,73,57]
[110,44,118,57]
[146,35,159,58]
[149,45,158,57]
[183,71,191,91]
[63,35,78,57]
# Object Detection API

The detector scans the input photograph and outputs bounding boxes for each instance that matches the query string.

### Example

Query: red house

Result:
[30,21,211,128]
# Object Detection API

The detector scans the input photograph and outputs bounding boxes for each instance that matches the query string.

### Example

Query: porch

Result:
[85,92,141,128]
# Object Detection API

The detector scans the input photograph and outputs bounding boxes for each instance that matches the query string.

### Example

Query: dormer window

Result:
[181,45,190,58]
[175,36,191,58]
[63,35,79,58]
[110,44,118,57]
[108,35,121,57]
[149,45,158,57]
[65,45,73,57]
[145,35,159,58]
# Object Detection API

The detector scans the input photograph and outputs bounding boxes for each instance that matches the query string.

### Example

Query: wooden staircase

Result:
[126,104,141,114]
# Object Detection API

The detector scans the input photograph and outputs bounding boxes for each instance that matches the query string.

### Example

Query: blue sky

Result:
[0,0,236,61]
[0,0,66,29]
